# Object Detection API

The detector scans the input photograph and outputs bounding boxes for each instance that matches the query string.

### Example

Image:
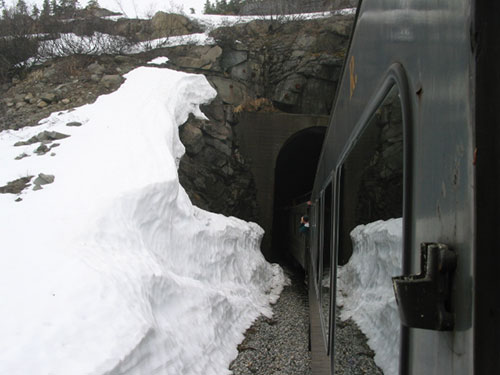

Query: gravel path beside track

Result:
[229,266,384,375]
[230,268,311,375]
[333,307,384,375]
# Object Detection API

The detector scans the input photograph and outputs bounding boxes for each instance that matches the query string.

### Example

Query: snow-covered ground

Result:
[21,5,354,66]
[0,63,286,375]
[26,31,216,66]
[337,218,403,375]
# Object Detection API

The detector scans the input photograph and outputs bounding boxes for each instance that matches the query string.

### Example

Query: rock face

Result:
[178,100,258,221]
[173,15,353,221]
[0,54,140,132]
[151,12,200,38]
[106,12,202,42]
[202,14,352,114]
[0,12,354,221]
[170,45,223,70]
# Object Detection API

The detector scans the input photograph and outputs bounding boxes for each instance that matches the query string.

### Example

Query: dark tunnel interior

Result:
[271,126,326,262]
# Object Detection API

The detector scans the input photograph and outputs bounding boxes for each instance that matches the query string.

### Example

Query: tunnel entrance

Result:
[271,126,326,262]
[233,112,329,257]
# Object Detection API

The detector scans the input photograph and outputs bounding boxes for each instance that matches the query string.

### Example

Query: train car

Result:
[281,200,311,270]
[305,0,500,374]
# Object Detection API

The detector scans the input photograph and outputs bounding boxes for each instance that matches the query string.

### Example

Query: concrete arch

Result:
[234,112,328,258]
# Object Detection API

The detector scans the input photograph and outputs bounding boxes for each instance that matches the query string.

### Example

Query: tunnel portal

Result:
[273,127,326,208]
[272,127,326,262]
[234,113,328,259]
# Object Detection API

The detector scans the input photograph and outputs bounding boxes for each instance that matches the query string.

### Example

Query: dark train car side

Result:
[303,0,500,374]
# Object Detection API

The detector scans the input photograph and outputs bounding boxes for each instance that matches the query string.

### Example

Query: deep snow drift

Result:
[337,218,403,375]
[0,64,285,375]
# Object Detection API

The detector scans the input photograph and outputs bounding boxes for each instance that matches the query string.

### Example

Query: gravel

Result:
[333,306,383,375]
[229,268,311,375]
[229,266,384,375]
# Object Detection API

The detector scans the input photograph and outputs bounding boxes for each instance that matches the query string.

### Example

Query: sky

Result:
[95,0,208,17]
[22,0,209,17]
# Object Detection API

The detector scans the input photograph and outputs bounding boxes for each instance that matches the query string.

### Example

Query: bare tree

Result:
[35,31,133,61]
[0,3,38,81]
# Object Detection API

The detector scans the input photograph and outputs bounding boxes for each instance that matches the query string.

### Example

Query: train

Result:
[282,0,499,374]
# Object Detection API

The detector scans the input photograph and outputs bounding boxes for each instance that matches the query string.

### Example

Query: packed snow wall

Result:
[0,64,285,375]
[337,218,402,375]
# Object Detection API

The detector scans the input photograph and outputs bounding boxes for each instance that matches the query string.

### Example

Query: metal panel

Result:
[311,0,476,373]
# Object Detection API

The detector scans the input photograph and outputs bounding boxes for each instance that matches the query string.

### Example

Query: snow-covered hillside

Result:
[0,63,285,375]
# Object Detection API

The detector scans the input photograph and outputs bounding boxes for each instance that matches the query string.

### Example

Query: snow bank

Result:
[0,65,285,375]
[337,218,402,375]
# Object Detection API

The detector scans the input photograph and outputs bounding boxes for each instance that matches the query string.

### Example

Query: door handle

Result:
[392,243,457,331]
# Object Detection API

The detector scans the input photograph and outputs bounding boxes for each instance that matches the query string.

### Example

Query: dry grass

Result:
[234,97,278,113]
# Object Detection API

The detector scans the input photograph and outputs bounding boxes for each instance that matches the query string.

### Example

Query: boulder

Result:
[40,92,57,103]
[33,173,55,190]
[205,137,232,156]
[34,144,50,155]
[0,176,33,194]
[151,12,197,38]
[14,131,70,146]
[179,123,204,155]
[87,62,105,75]
[37,100,48,108]
[230,61,253,82]
[173,46,222,70]
[202,121,232,142]
[272,74,307,106]
[100,75,124,89]
[208,76,251,106]
[221,50,248,71]
[24,93,34,103]
[200,102,225,122]
[15,153,30,160]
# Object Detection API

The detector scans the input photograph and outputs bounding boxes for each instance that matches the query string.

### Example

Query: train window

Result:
[320,181,333,348]
[313,198,321,288]
[334,85,404,374]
